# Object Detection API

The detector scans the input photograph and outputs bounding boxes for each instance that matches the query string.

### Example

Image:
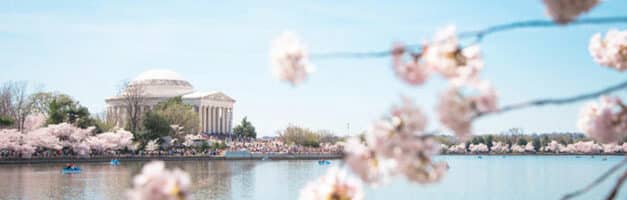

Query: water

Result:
[0,156,625,200]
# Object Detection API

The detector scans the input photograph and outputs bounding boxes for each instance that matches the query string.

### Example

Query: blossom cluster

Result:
[392,26,484,86]
[589,29,627,71]
[128,161,191,200]
[445,140,624,154]
[577,96,627,144]
[468,143,488,153]
[299,167,364,200]
[391,26,499,140]
[343,98,448,186]
[543,0,600,24]
[269,31,314,85]
[0,122,134,157]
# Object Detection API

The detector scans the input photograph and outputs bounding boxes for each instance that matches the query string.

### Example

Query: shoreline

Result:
[0,153,343,165]
[1,153,625,165]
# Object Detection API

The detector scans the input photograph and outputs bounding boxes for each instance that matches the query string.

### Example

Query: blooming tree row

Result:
[0,122,134,158]
[266,0,626,199]
[447,140,627,154]
[123,1,626,199]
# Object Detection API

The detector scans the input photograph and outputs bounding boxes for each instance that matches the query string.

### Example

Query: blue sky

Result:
[1,0,626,137]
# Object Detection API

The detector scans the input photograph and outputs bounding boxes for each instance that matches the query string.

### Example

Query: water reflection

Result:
[0,157,624,200]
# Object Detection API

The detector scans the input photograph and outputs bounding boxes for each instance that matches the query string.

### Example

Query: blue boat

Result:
[318,160,331,165]
[110,159,120,165]
[61,167,81,174]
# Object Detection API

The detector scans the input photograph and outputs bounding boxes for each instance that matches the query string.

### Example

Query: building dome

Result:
[130,69,194,97]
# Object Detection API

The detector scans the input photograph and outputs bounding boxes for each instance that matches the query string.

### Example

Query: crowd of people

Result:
[223,136,343,154]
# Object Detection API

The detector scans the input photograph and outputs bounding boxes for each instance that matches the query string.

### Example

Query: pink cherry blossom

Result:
[437,82,499,140]
[544,140,564,153]
[351,97,448,185]
[0,129,23,151]
[577,96,627,143]
[524,142,536,152]
[299,167,364,200]
[589,29,627,71]
[470,80,498,113]
[270,31,314,85]
[469,143,489,153]
[127,161,191,200]
[391,43,430,86]
[23,113,46,132]
[343,138,393,186]
[510,144,525,153]
[491,142,510,153]
[437,86,473,139]
[447,143,467,154]
[543,0,600,24]
[24,128,62,150]
[145,139,160,152]
[601,143,623,153]
[423,26,484,82]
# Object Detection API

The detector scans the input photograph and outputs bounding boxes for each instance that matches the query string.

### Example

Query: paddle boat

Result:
[110,159,120,165]
[318,160,331,165]
[61,166,81,174]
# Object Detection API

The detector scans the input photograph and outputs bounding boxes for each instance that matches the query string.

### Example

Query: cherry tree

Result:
[268,1,626,199]
[127,161,191,200]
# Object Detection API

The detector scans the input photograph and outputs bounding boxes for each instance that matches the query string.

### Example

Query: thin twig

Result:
[605,169,627,200]
[311,16,627,59]
[561,157,627,200]
[473,79,627,119]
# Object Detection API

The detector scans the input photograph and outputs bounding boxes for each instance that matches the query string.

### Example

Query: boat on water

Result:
[110,159,120,165]
[318,160,331,165]
[61,167,81,174]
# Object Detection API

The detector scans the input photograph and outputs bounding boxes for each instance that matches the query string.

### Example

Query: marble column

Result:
[227,108,231,134]
[206,106,210,132]
[224,107,231,133]
[221,107,225,134]
[199,106,204,132]
[219,107,222,133]
[211,106,216,133]
[226,108,232,134]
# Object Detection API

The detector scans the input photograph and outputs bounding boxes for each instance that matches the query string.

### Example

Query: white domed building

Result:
[105,69,235,134]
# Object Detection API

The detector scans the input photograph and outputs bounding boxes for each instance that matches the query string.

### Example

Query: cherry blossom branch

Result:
[311,16,627,59]
[473,79,627,119]
[561,157,627,200]
[605,169,627,200]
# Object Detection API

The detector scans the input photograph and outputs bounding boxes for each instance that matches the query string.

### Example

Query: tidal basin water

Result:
[0,156,625,200]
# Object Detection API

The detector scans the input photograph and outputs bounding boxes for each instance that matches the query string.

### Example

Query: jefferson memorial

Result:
[105,69,235,134]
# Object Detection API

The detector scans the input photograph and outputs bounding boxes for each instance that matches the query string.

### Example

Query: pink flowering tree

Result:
[269,1,627,199]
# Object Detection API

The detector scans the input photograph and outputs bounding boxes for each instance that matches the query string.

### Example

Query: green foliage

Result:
[471,136,485,145]
[0,115,14,127]
[141,111,171,142]
[93,117,115,133]
[278,125,336,147]
[517,138,528,146]
[532,137,542,151]
[484,135,494,150]
[28,92,54,114]
[233,117,257,138]
[209,141,227,151]
[195,141,209,151]
[46,94,95,128]
[152,96,199,135]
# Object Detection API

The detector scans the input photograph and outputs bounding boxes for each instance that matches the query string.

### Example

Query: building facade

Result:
[105,69,235,134]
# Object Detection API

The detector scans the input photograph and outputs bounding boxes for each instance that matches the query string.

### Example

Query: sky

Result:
[1,0,626,137]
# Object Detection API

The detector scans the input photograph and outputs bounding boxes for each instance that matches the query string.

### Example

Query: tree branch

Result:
[311,16,627,59]
[473,79,627,119]
[605,169,627,200]
[561,157,627,200]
